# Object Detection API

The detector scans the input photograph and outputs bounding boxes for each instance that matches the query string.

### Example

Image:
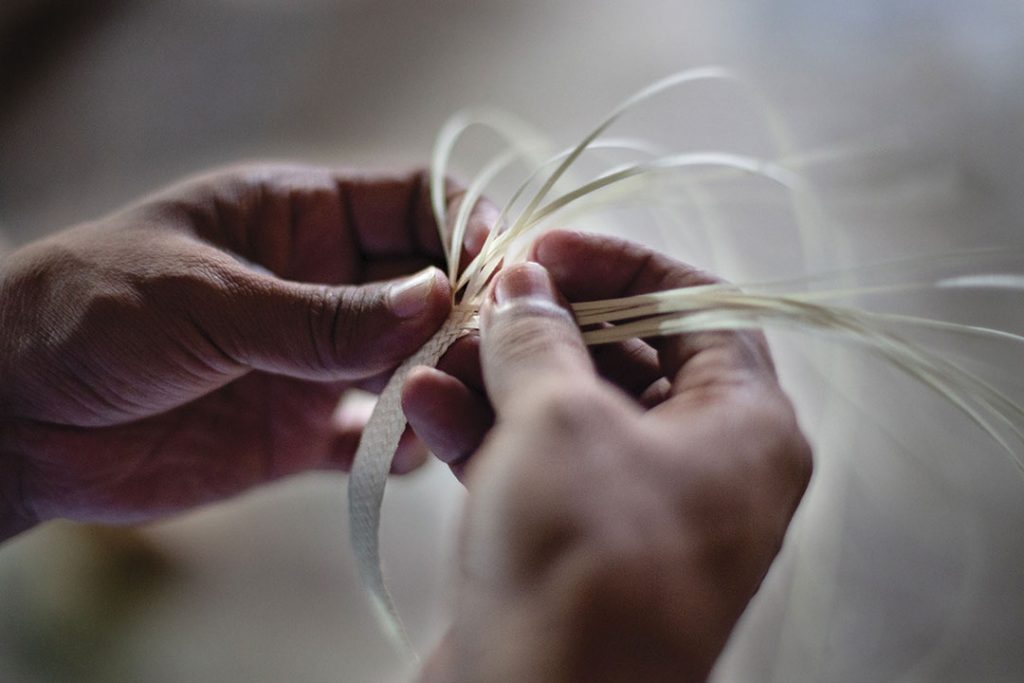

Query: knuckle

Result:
[753,389,814,497]
[321,285,394,373]
[325,287,369,362]
[719,383,813,491]
[713,388,813,544]
[304,285,340,370]
[785,426,815,496]
[441,174,467,204]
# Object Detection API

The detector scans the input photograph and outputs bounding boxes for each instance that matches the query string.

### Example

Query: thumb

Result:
[479,262,595,412]
[200,265,452,380]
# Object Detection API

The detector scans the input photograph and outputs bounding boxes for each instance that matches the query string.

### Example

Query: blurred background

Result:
[2,1,1023,681]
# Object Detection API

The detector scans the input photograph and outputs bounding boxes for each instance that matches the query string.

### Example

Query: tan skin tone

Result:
[1,167,811,680]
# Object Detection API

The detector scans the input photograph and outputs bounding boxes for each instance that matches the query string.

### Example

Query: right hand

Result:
[405,231,813,682]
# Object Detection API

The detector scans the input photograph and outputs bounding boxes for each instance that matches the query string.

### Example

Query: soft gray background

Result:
[2,1,1023,681]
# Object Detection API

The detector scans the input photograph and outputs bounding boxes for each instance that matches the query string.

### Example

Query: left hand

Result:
[0,164,494,539]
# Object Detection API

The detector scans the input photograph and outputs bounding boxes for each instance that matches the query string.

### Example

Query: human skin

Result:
[404,232,813,682]
[0,168,810,679]
[0,164,496,540]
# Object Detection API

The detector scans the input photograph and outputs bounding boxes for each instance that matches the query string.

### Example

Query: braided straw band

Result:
[347,308,476,659]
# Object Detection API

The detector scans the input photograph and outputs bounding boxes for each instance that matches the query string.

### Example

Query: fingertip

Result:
[402,365,493,466]
[402,366,466,457]
[480,262,593,411]
[326,417,429,475]
[339,267,450,374]
[388,266,451,320]
[464,199,500,259]
[390,428,429,474]
[490,261,559,306]
[482,261,576,334]
[297,270,453,380]
[401,365,442,418]
[435,335,484,392]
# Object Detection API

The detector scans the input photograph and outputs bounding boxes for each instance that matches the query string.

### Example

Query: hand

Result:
[404,231,812,682]
[0,164,495,540]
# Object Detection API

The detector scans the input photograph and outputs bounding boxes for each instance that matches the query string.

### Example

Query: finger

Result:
[442,182,500,268]
[434,334,485,394]
[448,292,662,402]
[363,256,436,283]
[357,176,496,283]
[402,366,493,474]
[195,251,452,380]
[355,332,483,395]
[479,262,595,413]
[590,336,664,399]
[153,164,365,283]
[326,422,428,474]
[532,230,775,397]
[345,169,446,261]
[355,369,395,395]
[323,391,429,474]
[462,193,498,262]
[403,335,491,482]
[160,165,497,285]
[350,172,497,273]
[391,428,431,474]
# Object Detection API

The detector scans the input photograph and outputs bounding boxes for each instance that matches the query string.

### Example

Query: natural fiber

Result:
[345,68,1024,657]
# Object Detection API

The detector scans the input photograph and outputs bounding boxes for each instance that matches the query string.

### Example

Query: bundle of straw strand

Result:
[345,68,1024,659]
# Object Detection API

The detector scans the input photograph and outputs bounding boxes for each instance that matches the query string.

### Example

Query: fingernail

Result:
[389,267,440,318]
[493,262,556,305]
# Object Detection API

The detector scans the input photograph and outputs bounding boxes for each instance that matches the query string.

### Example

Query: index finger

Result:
[532,230,776,399]
[137,164,495,285]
